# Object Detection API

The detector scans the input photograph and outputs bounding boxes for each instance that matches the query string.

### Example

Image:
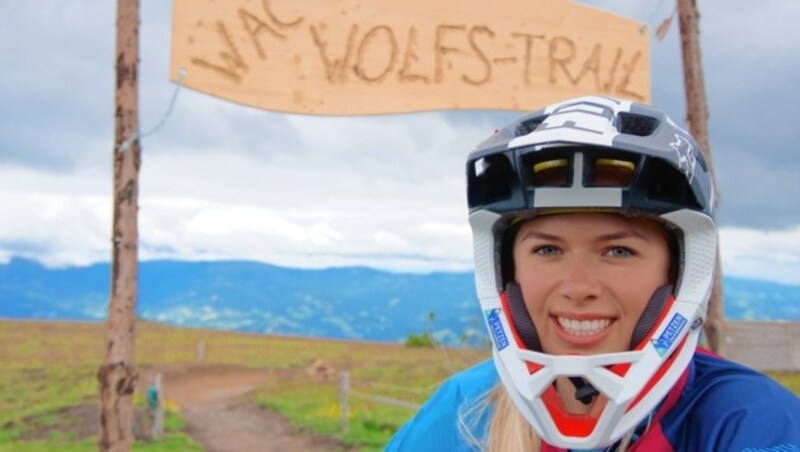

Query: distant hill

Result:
[1,258,798,345]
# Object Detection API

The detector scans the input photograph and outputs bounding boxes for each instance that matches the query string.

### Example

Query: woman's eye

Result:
[535,245,561,256]
[606,247,634,257]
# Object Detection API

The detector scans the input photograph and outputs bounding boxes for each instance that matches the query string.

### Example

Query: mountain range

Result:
[1,258,798,345]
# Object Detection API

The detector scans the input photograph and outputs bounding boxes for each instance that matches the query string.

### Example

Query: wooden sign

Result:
[170,0,649,115]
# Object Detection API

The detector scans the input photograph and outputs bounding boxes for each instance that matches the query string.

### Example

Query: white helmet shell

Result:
[467,96,717,449]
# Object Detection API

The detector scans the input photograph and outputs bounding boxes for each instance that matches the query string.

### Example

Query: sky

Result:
[1,1,799,285]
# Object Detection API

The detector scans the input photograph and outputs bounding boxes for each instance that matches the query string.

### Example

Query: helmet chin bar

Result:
[494,328,701,449]
[513,348,648,407]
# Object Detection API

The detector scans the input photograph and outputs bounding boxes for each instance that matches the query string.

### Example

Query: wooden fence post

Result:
[149,374,164,440]
[197,341,205,363]
[340,372,350,433]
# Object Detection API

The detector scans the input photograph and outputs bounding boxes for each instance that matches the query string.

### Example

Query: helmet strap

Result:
[568,376,600,405]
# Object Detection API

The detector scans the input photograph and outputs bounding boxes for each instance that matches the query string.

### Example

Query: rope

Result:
[117,67,187,153]
[645,0,671,25]
[638,0,675,35]
[357,380,441,394]
[349,390,421,410]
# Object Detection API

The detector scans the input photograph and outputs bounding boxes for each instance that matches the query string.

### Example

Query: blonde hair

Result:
[460,384,635,452]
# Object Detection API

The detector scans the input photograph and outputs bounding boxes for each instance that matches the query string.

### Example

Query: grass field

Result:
[0,319,797,451]
[0,320,487,451]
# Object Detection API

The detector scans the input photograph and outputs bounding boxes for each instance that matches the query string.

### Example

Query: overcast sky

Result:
[1,1,799,285]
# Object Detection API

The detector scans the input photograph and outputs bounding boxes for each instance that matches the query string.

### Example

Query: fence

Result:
[338,372,437,432]
[336,337,488,427]
[333,320,799,430]
[724,321,800,371]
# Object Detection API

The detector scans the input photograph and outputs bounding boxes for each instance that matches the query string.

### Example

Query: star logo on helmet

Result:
[670,134,698,183]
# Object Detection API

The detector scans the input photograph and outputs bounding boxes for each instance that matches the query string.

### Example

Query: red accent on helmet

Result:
[627,334,689,413]
[541,386,600,437]
[609,295,677,378]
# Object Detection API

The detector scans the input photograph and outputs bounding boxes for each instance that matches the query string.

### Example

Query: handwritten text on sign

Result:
[170,0,649,115]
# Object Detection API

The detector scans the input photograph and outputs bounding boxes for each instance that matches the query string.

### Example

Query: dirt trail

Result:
[142,364,351,452]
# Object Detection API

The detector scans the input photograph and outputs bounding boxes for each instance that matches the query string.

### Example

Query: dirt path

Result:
[142,365,351,452]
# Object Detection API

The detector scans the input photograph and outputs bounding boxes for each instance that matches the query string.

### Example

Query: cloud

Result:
[703,1,800,57]
[417,221,471,238]
[0,1,799,286]
[720,226,800,286]
[0,191,110,267]
[692,1,800,227]
[715,150,800,228]
[0,3,114,170]
[373,231,407,247]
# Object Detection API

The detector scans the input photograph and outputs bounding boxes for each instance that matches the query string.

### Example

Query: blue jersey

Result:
[387,350,800,451]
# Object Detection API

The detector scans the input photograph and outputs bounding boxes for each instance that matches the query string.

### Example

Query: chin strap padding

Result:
[505,281,542,351]
[630,284,674,349]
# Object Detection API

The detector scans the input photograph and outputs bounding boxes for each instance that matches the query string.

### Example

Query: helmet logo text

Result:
[485,308,509,351]
[651,313,687,357]
[538,103,616,136]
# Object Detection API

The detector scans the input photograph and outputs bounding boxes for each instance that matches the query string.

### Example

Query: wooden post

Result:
[98,0,141,450]
[677,0,724,355]
[150,374,164,440]
[339,372,350,433]
[197,341,205,363]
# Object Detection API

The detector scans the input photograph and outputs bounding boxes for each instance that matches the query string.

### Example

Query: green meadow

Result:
[0,320,486,451]
[1,319,797,451]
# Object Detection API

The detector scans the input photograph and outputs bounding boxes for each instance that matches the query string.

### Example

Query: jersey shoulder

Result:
[663,351,800,451]
[385,359,498,452]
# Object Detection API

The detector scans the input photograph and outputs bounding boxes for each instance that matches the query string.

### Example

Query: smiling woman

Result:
[512,213,671,358]
[386,96,800,452]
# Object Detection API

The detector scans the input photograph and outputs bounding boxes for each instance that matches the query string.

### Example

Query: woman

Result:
[387,96,800,451]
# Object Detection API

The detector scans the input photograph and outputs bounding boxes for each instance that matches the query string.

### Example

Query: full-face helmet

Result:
[467,96,717,449]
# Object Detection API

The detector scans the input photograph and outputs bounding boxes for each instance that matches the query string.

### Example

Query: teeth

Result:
[557,317,612,336]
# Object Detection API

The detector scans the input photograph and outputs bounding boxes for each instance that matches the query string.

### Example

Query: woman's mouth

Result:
[556,317,613,337]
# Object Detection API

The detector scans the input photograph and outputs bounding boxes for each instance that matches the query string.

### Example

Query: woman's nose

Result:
[559,257,602,303]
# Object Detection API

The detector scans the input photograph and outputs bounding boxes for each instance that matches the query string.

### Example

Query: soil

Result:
[19,364,354,451]
[142,364,353,452]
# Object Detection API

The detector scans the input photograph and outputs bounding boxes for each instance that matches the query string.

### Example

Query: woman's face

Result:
[512,213,671,356]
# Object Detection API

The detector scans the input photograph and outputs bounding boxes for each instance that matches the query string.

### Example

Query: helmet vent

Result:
[618,112,659,136]
[515,116,546,137]
[641,158,702,209]
[467,154,517,207]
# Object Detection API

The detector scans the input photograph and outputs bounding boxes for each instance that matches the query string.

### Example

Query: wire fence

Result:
[338,371,426,432]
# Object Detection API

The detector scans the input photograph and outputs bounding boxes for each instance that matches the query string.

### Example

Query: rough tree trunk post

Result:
[98,0,141,450]
[677,0,725,355]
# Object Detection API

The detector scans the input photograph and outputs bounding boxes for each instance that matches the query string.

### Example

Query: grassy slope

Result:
[0,320,487,450]
[1,319,797,451]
